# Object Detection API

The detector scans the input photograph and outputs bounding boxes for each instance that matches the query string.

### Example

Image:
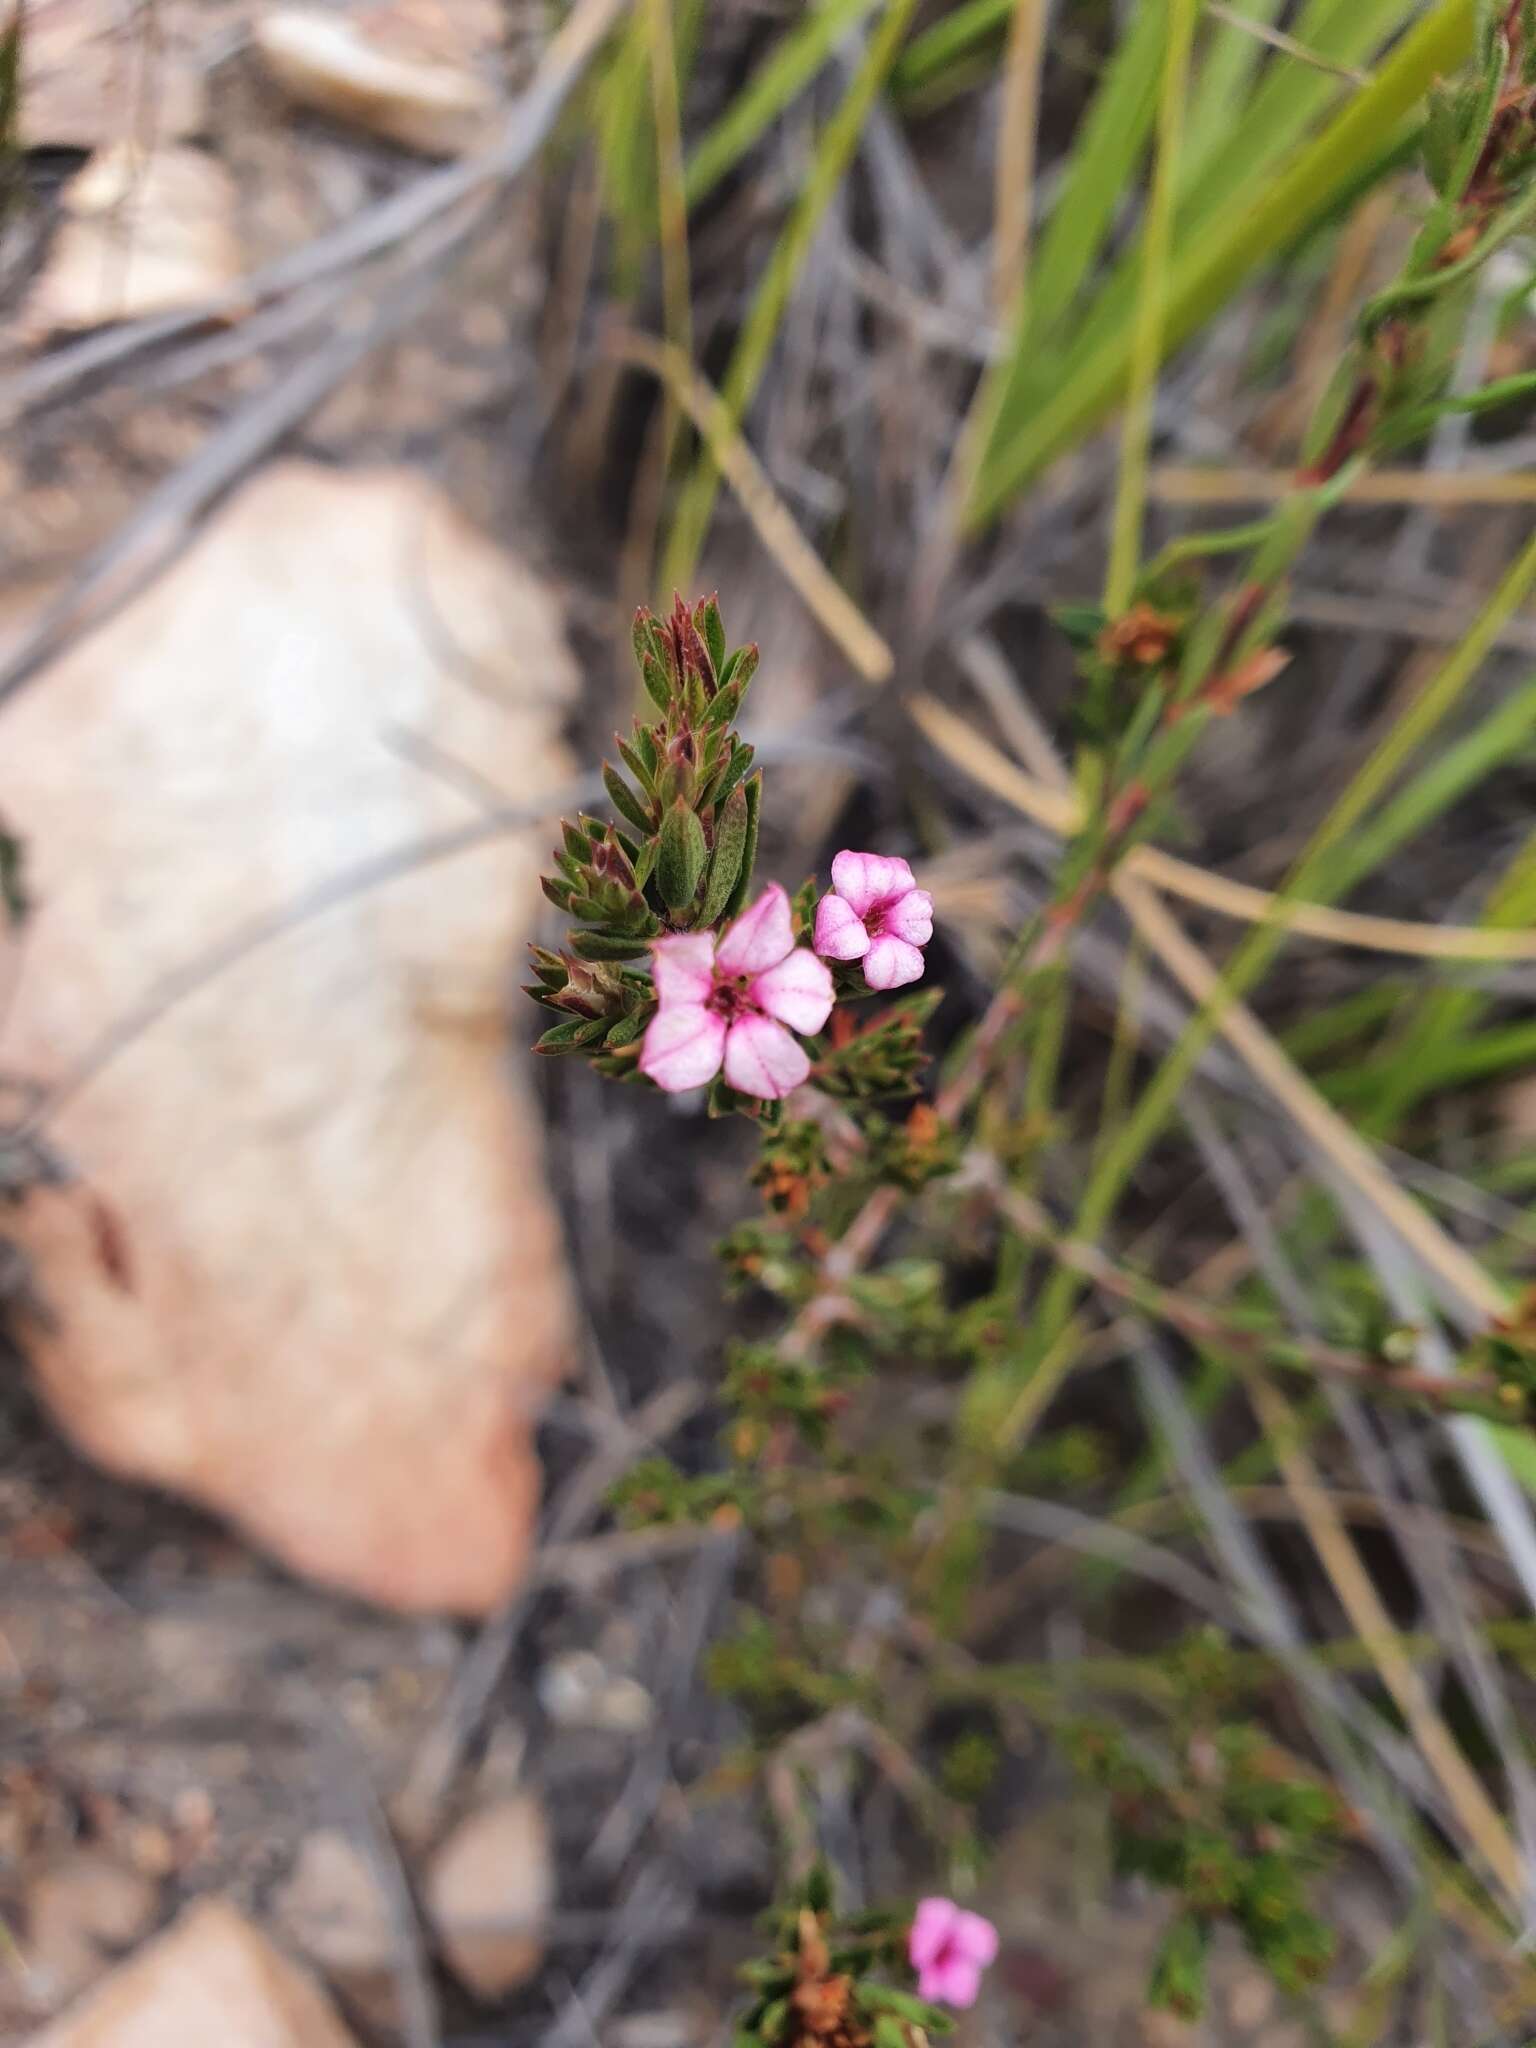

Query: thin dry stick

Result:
[1243,1365,1524,1907]
[1205,2,1371,84]
[609,331,895,684]
[1016,1485,1516,1600]
[991,0,1049,320]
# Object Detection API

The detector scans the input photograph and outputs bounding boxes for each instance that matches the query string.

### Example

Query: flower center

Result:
[707,977,756,1022]
[864,900,891,937]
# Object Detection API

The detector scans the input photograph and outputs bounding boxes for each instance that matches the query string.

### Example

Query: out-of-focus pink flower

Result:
[813,851,933,991]
[640,884,834,1100]
[908,1897,998,2010]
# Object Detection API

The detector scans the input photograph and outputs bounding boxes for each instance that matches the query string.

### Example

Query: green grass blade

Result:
[1361,828,1536,1132]
[1178,0,1407,213]
[965,0,1478,527]
[974,0,1425,485]
[1026,0,1167,349]
[890,0,1011,102]
[1183,0,1290,176]
[1104,0,1200,616]
[1328,672,1536,899]
[662,0,921,595]
[684,0,884,210]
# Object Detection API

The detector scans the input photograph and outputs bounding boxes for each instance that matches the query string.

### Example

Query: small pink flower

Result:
[640,883,834,1100]
[813,850,933,991]
[908,1897,998,2010]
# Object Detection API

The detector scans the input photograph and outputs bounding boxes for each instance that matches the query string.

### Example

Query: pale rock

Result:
[271,1832,392,1980]
[254,8,500,158]
[26,1897,362,2047]
[9,0,207,152]
[270,1830,401,2027]
[21,1850,160,2011]
[538,1649,653,1733]
[425,1794,552,1997]
[1,461,577,1614]
[23,145,243,340]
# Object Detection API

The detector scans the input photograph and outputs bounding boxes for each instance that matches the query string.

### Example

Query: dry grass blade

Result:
[1153,464,1536,506]
[911,694,1536,961]
[1243,1364,1524,1906]
[609,330,895,683]
[990,0,1048,320]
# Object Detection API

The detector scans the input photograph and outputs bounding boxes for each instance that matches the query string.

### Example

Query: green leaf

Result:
[701,679,742,731]
[534,1015,611,1055]
[858,1985,949,2024]
[657,797,709,911]
[1147,1913,1211,2019]
[561,818,592,861]
[698,781,750,927]
[571,930,655,961]
[632,608,658,669]
[698,592,727,679]
[603,1011,647,1049]
[722,772,761,922]
[641,652,672,713]
[1053,602,1108,653]
[719,642,760,700]
[713,741,757,810]
[604,761,654,834]
[756,1998,789,2044]
[617,738,654,796]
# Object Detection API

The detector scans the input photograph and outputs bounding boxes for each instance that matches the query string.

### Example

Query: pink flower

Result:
[640,883,834,1100]
[813,850,933,991]
[908,1897,998,2010]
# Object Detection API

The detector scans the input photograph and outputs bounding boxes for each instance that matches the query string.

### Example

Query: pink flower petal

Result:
[814,891,870,960]
[751,948,834,1035]
[909,1899,957,1972]
[883,886,933,947]
[952,1910,998,1967]
[863,935,926,990]
[715,882,794,976]
[638,1003,726,1093]
[722,1013,809,1099]
[650,931,717,1008]
[831,849,914,917]
[931,1958,983,2010]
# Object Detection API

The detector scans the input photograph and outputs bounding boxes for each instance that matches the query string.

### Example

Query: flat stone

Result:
[2,461,577,1614]
[254,9,500,158]
[26,1897,362,2047]
[425,1794,552,1998]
